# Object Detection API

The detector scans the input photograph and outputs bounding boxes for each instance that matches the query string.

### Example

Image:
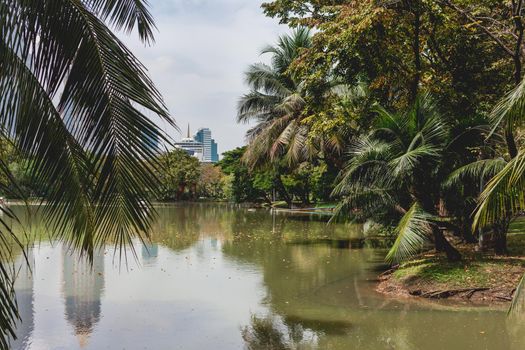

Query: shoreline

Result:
[374,251,525,306]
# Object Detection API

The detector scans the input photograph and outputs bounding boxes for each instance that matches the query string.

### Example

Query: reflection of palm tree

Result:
[62,247,104,348]
[242,314,315,350]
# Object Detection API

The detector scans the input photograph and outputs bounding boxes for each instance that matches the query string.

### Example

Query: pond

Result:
[7,203,525,349]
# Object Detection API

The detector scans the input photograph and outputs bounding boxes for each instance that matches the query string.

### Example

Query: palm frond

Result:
[509,273,525,315]
[87,0,157,43]
[386,202,433,263]
[473,151,525,229]
[490,78,525,134]
[244,63,291,97]
[444,158,507,188]
[389,144,440,177]
[237,92,281,124]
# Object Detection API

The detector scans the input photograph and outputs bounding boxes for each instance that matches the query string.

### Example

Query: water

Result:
[6,203,525,349]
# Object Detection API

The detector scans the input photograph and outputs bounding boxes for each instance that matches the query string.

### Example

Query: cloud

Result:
[119,0,286,155]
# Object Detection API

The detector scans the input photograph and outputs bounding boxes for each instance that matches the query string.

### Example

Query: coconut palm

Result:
[471,78,525,312]
[333,94,462,263]
[0,1,173,345]
[237,27,313,169]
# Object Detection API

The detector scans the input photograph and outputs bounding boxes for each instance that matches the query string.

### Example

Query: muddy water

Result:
[7,203,523,349]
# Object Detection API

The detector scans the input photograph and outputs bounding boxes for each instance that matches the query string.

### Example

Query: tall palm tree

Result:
[237,27,313,168]
[0,1,173,345]
[333,94,462,263]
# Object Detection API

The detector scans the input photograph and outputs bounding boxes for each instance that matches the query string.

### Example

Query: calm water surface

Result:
[7,203,525,349]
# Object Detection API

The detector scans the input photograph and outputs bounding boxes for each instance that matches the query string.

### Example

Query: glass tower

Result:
[194,128,213,162]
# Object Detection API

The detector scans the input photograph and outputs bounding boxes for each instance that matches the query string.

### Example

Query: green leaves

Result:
[237,29,312,169]
[0,0,172,342]
[490,77,525,136]
[386,202,433,263]
[473,151,525,230]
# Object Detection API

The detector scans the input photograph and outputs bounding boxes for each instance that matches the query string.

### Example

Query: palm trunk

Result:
[432,226,462,261]
[493,221,510,256]
[275,175,292,208]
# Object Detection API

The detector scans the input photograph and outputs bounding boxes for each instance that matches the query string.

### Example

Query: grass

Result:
[391,235,525,292]
[392,258,519,289]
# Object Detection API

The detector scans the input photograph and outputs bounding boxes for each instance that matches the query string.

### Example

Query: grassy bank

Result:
[378,234,525,304]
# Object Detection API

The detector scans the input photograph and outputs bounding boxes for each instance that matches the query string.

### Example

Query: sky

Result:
[120,0,287,155]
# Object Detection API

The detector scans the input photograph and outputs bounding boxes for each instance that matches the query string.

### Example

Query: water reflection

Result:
[62,247,104,347]
[9,251,34,350]
[4,203,525,349]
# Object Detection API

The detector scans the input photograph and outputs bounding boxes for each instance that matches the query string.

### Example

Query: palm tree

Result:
[471,78,525,312]
[333,94,462,263]
[237,27,313,169]
[0,1,173,345]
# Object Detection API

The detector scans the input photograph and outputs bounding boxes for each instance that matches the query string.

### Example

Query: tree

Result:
[218,147,261,203]
[237,27,313,168]
[263,0,513,121]
[158,149,200,200]
[333,94,462,262]
[197,164,225,199]
[0,0,172,344]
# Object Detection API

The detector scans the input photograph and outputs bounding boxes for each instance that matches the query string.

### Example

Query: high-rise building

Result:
[174,125,219,163]
[174,124,204,161]
[194,128,212,162]
[211,139,219,163]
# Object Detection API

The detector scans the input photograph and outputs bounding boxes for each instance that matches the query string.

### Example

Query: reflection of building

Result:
[10,251,34,350]
[62,247,105,348]
[141,243,159,266]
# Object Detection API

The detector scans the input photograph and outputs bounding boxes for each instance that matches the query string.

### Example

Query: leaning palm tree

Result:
[237,27,313,168]
[0,1,173,346]
[333,94,462,263]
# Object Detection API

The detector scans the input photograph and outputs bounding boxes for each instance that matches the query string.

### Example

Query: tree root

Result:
[414,287,490,299]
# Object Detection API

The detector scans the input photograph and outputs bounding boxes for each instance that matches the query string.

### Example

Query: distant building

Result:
[174,125,219,163]
[174,124,204,161]
[211,139,219,163]
[194,128,212,162]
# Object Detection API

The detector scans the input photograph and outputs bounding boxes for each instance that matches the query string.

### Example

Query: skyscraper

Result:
[174,124,204,161]
[174,125,219,163]
[211,139,219,163]
[194,128,212,162]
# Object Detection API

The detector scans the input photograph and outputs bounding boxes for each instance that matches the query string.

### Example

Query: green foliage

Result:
[0,0,172,344]
[157,149,200,200]
[197,164,225,199]
[218,147,261,203]
[386,203,433,263]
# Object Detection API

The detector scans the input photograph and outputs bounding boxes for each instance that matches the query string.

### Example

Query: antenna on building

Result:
[187,123,190,138]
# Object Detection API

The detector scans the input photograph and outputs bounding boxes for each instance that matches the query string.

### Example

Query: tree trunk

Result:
[493,221,509,255]
[410,0,421,102]
[494,233,508,256]
[275,175,292,208]
[433,226,462,261]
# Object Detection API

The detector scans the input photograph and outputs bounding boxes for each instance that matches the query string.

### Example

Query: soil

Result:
[376,250,525,304]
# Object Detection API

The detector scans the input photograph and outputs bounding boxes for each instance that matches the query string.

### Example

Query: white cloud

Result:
[120,0,287,154]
